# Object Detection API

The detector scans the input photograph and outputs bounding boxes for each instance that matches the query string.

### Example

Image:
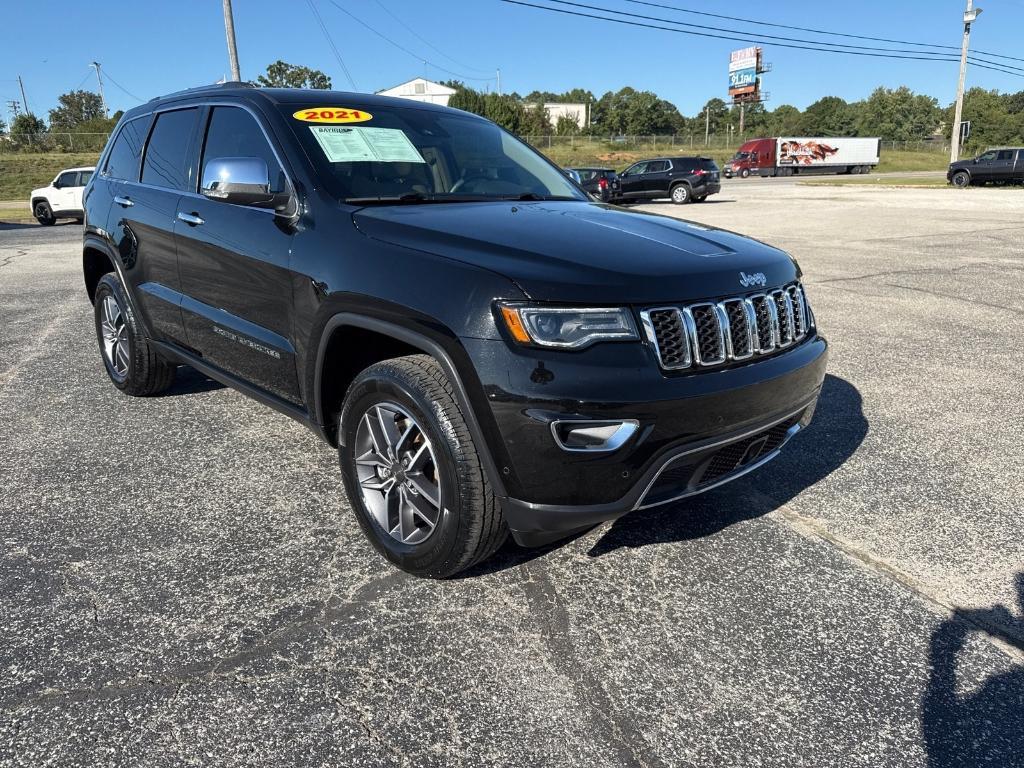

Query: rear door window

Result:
[646,161,669,173]
[104,116,152,181]
[142,108,200,191]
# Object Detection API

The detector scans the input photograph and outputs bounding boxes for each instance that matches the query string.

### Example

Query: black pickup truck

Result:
[948,147,1024,187]
[82,85,826,577]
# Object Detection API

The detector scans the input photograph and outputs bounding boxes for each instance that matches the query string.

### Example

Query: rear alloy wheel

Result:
[34,201,55,226]
[339,355,507,578]
[93,274,176,395]
[671,184,691,204]
[951,170,971,188]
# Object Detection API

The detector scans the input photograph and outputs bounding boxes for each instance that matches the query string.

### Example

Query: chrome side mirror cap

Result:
[201,157,277,207]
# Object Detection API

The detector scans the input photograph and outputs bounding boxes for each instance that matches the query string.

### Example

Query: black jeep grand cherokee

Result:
[82,85,827,577]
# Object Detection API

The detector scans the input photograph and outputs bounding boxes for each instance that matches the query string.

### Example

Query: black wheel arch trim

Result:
[82,233,152,338]
[313,313,509,499]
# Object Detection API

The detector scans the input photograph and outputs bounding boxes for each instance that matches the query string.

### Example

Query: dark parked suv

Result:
[948,147,1024,187]
[82,85,827,577]
[567,167,620,202]
[617,156,721,204]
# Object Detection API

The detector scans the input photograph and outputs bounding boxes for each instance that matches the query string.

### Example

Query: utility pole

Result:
[496,68,501,96]
[704,105,710,146]
[17,75,28,114]
[222,0,242,82]
[739,102,745,140]
[950,0,981,163]
[90,62,107,117]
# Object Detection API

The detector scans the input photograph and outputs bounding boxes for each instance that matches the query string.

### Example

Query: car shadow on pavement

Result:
[159,365,226,397]
[467,373,867,576]
[585,373,867,557]
[0,221,40,231]
[922,574,1024,767]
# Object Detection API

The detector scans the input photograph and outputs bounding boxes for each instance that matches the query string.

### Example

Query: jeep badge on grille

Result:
[739,271,767,288]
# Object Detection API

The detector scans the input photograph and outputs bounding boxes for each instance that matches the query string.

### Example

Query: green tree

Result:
[799,96,856,135]
[9,113,46,150]
[767,104,802,135]
[554,113,580,136]
[856,86,940,141]
[48,90,105,130]
[697,98,730,138]
[0,116,6,134]
[256,60,331,89]
[948,87,1024,153]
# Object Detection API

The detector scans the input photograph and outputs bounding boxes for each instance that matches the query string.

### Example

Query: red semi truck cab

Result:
[724,138,776,178]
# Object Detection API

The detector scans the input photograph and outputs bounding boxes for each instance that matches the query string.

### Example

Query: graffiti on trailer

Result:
[779,141,840,165]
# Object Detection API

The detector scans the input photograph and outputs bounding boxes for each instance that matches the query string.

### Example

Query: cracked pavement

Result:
[1,181,1022,767]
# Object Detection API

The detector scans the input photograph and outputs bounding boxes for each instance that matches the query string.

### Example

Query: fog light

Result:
[550,420,639,453]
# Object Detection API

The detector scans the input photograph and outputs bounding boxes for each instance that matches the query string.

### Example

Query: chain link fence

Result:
[0,132,111,153]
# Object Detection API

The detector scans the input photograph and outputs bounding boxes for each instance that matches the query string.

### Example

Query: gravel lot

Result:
[1,181,1022,767]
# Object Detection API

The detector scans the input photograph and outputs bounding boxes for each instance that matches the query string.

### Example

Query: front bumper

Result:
[461,334,828,545]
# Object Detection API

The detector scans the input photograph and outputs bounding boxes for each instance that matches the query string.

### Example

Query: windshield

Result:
[280,102,587,203]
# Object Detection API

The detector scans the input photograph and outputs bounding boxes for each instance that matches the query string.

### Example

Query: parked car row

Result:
[567,156,721,204]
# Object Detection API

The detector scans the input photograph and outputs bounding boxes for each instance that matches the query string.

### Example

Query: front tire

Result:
[338,355,507,578]
[951,170,971,188]
[740,168,750,178]
[670,184,691,204]
[93,274,176,396]
[34,201,55,226]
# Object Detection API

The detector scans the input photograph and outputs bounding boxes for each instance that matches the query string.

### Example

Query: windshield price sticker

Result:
[293,107,372,124]
[309,126,426,164]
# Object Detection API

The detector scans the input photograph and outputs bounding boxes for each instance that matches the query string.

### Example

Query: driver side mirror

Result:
[201,157,288,209]
[564,169,581,184]
[52,180,62,189]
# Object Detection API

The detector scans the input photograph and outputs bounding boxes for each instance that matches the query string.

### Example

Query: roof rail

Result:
[148,81,254,102]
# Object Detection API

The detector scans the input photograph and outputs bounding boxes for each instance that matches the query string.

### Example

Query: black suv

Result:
[567,167,620,202]
[948,147,1024,187]
[82,85,827,577]
[617,156,721,204]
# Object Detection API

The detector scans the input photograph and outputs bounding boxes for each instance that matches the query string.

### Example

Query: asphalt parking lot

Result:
[1,180,1022,767]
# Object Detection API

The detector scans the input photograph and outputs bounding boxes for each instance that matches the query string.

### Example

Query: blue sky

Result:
[2,0,1023,122]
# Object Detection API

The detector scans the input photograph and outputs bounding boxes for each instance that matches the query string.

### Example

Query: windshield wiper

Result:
[345,193,493,205]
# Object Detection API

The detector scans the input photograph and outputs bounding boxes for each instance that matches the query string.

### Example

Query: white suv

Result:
[29,166,94,226]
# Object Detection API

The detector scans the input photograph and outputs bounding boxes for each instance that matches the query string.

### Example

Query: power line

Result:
[616,0,1024,64]
[580,0,1024,74]
[323,0,497,82]
[305,0,358,90]
[102,70,144,102]
[370,0,493,74]
[499,0,1024,78]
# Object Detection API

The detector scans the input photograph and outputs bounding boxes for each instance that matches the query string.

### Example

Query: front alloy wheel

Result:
[355,402,442,545]
[951,170,971,188]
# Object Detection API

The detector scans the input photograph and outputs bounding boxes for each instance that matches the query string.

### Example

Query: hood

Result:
[353,201,799,304]
[949,159,974,171]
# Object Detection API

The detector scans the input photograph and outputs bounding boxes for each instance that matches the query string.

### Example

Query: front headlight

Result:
[497,304,639,349]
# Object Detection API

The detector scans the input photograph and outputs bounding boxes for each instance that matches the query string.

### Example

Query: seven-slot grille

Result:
[641,283,811,372]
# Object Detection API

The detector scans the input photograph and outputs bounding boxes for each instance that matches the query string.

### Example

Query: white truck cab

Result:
[30,166,94,225]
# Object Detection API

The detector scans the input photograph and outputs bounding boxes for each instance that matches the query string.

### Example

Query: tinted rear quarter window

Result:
[201,106,286,193]
[142,108,199,191]
[104,116,152,181]
[700,159,718,171]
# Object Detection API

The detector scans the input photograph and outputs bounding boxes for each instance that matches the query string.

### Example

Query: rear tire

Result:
[670,184,691,204]
[93,274,176,396]
[34,201,55,226]
[951,170,971,188]
[338,354,507,578]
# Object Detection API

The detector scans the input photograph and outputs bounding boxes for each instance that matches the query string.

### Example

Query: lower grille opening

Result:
[640,416,801,507]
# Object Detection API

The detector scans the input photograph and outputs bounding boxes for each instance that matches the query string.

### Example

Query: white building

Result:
[542,102,589,130]
[376,78,457,107]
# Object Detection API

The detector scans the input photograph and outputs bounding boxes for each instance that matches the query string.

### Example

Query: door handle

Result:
[113,196,133,208]
[177,211,205,226]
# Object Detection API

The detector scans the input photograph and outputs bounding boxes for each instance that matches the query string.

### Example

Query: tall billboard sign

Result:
[729,47,762,103]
